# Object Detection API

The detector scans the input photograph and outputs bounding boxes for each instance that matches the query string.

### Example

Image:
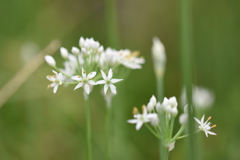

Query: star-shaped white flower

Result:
[71,67,97,94]
[46,70,63,94]
[97,68,123,94]
[194,115,217,137]
[127,106,158,130]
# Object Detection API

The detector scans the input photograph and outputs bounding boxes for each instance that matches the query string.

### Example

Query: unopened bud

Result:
[151,37,166,77]
[45,55,56,67]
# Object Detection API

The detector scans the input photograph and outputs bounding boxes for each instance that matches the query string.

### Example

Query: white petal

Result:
[108,68,113,79]
[194,117,201,125]
[88,80,96,85]
[127,119,138,124]
[136,121,143,130]
[87,72,96,79]
[100,70,107,80]
[97,80,105,84]
[71,75,82,81]
[53,85,59,94]
[104,84,109,94]
[111,79,123,83]
[74,83,83,90]
[84,84,90,94]
[109,84,116,94]
[201,115,205,123]
[207,131,217,136]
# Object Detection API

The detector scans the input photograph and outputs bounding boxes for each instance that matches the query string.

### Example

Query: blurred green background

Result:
[0,0,240,159]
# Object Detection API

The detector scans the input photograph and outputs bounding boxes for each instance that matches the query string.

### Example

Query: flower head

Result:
[194,115,217,137]
[161,97,178,116]
[46,70,63,93]
[97,68,123,94]
[127,106,158,130]
[71,67,97,94]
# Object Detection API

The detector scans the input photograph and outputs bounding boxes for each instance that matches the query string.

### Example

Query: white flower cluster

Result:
[128,95,217,152]
[44,37,145,94]
[128,95,179,131]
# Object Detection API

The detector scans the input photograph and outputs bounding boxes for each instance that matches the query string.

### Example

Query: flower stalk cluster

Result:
[128,96,217,152]
[45,37,144,95]
[44,37,145,160]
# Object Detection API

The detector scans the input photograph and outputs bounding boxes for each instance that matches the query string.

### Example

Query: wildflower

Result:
[120,50,145,69]
[151,37,166,77]
[147,95,157,112]
[161,97,178,116]
[60,47,69,59]
[181,86,215,109]
[127,106,158,130]
[179,105,188,125]
[45,55,56,67]
[194,115,217,137]
[71,67,97,94]
[46,70,63,93]
[97,68,123,94]
[71,47,80,55]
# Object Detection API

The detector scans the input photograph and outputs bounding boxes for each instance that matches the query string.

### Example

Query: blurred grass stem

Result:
[0,40,61,108]
[180,0,199,159]
[85,95,92,160]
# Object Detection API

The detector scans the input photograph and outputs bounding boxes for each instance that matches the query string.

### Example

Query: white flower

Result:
[60,47,69,59]
[151,37,166,77]
[120,50,145,69]
[194,115,217,137]
[179,105,189,125]
[97,68,123,94]
[71,67,97,94]
[147,95,157,111]
[45,55,56,67]
[46,70,63,93]
[127,106,158,130]
[161,97,178,116]
[181,86,215,109]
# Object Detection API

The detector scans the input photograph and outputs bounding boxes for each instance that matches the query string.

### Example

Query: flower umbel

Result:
[71,67,97,94]
[194,115,217,137]
[46,70,63,93]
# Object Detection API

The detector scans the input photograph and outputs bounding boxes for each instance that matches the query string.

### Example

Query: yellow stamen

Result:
[47,85,52,88]
[78,76,81,78]
[132,107,138,115]
[207,116,212,121]
[211,124,217,128]
[83,71,86,73]
[141,105,146,112]
[47,75,51,78]
[132,51,140,57]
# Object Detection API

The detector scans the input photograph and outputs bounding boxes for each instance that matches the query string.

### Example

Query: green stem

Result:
[105,106,112,160]
[171,125,186,142]
[85,95,92,160]
[145,123,160,139]
[156,75,168,160]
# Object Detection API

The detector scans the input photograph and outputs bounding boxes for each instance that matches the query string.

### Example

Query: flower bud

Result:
[60,47,68,59]
[179,113,188,125]
[72,47,80,55]
[45,55,56,67]
[151,37,166,77]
